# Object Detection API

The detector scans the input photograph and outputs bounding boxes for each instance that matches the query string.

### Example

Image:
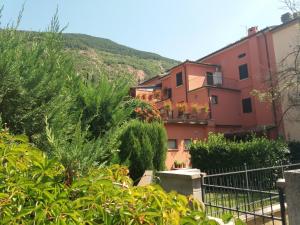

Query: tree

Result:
[118,120,167,182]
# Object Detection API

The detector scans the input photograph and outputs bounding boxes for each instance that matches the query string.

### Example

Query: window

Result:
[168,139,178,149]
[211,95,218,104]
[238,53,246,58]
[166,88,172,99]
[184,139,192,150]
[176,72,183,86]
[242,98,252,113]
[206,72,214,85]
[239,64,249,80]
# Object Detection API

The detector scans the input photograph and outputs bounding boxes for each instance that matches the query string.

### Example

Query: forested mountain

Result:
[62,33,179,80]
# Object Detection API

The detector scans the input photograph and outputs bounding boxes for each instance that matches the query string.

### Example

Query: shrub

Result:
[0,13,76,144]
[118,120,167,181]
[288,140,300,163]
[0,131,225,224]
[190,133,289,171]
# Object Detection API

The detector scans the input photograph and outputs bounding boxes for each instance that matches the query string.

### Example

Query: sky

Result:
[1,0,290,61]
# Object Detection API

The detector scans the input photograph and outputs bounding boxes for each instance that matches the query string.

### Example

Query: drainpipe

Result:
[184,63,189,103]
[262,30,278,134]
[208,88,212,119]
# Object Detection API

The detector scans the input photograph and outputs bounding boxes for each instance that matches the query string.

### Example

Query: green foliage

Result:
[0,131,221,225]
[190,133,289,171]
[118,120,167,181]
[19,31,178,79]
[78,74,134,138]
[0,11,146,178]
[63,33,176,62]
[63,33,178,78]
[0,18,74,139]
[288,140,300,163]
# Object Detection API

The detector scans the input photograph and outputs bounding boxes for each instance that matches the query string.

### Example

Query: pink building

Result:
[131,20,299,170]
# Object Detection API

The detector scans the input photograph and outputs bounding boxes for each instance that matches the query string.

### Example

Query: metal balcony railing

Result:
[205,75,238,90]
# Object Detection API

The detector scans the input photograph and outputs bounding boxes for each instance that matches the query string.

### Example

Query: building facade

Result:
[271,18,300,141]
[131,17,300,170]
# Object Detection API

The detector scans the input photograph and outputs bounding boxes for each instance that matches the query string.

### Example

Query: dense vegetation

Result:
[189,133,289,171]
[0,11,168,186]
[64,33,178,80]
[118,120,167,181]
[22,31,178,80]
[0,130,225,224]
[288,140,300,163]
[0,11,223,225]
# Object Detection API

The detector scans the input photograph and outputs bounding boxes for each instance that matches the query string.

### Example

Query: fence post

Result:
[200,173,205,202]
[244,163,251,211]
[244,163,249,189]
[277,179,287,225]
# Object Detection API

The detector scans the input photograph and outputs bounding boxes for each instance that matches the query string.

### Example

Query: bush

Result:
[118,120,167,181]
[288,141,300,163]
[190,133,289,171]
[0,131,226,224]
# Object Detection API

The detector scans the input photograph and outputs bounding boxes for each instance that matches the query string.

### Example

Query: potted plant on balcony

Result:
[176,102,187,119]
[153,90,161,100]
[173,160,186,169]
[199,105,209,120]
[190,103,201,119]
[163,100,172,119]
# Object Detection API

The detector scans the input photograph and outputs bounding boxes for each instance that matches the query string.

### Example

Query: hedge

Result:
[190,133,289,171]
[288,140,300,163]
[118,120,167,181]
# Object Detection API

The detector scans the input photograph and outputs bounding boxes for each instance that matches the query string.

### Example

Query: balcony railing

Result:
[160,110,209,124]
[204,74,238,90]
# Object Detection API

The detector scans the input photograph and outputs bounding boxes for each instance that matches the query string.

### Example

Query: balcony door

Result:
[206,72,214,85]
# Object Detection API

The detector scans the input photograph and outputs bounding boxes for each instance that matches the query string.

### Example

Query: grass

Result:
[204,191,280,218]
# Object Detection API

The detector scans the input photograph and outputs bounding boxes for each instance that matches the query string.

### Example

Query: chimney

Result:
[248,26,258,36]
[281,12,293,23]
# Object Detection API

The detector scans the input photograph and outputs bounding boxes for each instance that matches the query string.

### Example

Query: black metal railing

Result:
[201,162,300,225]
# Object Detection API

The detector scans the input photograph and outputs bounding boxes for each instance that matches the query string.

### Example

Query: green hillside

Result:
[62,33,179,80]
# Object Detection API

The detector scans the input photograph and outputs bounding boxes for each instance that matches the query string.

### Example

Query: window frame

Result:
[176,72,183,87]
[238,53,246,59]
[211,95,218,104]
[184,139,192,150]
[206,72,214,85]
[168,139,178,150]
[242,97,252,113]
[239,64,249,80]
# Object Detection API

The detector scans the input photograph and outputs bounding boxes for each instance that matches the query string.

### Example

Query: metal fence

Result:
[201,162,300,225]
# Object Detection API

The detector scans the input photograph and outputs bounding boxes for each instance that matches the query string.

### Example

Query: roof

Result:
[270,17,300,33]
[138,75,161,85]
[138,60,219,85]
[166,60,220,72]
[196,27,270,62]
[138,17,300,87]
[197,17,300,62]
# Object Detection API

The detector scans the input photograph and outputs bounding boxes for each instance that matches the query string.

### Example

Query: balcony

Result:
[159,105,209,125]
[204,73,238,90]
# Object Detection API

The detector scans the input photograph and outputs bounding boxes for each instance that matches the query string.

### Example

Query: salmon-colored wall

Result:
[188,88,209,106]
[200,31,280,130]
[209,88,242,126]
[188,75,204,91]
[165,123,208,169]
[131,28,289,170]
[186,64,215,91]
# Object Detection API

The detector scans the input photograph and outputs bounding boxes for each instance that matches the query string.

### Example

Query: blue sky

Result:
[1,0,289,61]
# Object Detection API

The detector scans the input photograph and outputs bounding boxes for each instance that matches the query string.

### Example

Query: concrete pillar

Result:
[280,169,300,225]
[156,169,206,201]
